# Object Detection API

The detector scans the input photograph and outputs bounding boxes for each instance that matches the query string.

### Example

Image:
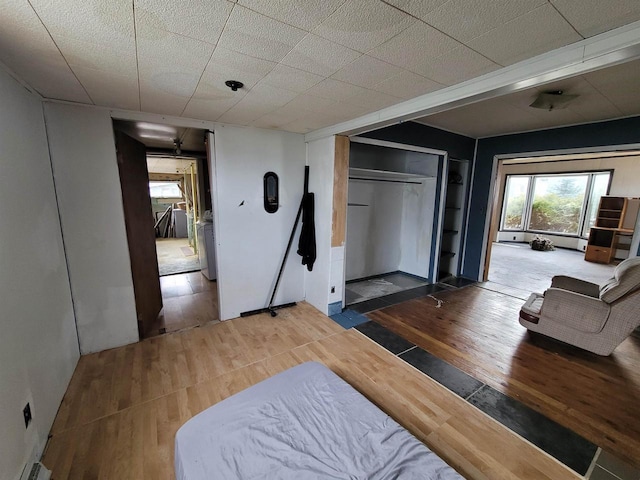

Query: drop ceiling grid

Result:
[3,0,640,135]
[415,58,640,138]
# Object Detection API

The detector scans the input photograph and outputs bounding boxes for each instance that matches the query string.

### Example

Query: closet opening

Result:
[344,139,444,308]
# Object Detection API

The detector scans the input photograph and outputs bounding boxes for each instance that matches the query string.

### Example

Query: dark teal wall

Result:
[360,122,476,161]
[465,115,640,279]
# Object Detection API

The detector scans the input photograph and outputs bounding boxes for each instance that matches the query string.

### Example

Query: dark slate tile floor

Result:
[468,386,597,475]
[355,321,415,355]
[400,347,484,399]
[348,284,448,314]
[355,320,598,476]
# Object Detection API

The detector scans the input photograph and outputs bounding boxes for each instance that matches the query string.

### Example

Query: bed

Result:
[175,361,462,479]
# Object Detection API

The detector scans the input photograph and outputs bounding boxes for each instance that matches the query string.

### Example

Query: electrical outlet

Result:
[331,286,335,293]
[23,403,32,429]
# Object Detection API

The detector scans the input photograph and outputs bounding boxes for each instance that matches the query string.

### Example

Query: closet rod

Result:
[349,176,422,185]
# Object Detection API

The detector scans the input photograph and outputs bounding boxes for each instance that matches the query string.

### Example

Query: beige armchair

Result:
[519,256,640,355]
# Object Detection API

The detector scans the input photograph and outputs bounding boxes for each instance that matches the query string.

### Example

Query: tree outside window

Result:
[528,175,588,234]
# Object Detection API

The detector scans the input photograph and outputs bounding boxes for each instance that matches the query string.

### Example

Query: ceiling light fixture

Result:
[530,90,579,111]
[225,80,244,92]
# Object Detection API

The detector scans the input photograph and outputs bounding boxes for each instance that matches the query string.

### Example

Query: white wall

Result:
[43,103,139,353]
[346,178,435,281]
[305,136,335,315]
[213,124,306,319]
[346,180,404,280]
[0,69,79,480]
[400,178,437,278]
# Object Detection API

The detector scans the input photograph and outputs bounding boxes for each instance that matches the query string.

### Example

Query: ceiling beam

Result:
[305,20,640,142]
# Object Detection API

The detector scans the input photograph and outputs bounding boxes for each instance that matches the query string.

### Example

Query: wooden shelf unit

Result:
[585,196,639,264]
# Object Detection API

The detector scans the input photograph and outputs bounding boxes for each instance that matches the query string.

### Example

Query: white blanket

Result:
[175,362,462,480]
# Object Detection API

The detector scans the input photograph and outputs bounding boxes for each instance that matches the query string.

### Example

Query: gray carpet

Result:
[488,242,616,294]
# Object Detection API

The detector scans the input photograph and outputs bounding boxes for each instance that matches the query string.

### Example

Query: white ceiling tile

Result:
[29,0,134,46]
[331,55,403,89]
[344,89,403,110]
[413,45,499,85]
[368,21,462,71]
[426,0,547,43]
[140,81,192,115]
[136,20,213,97]
[203,47,276,90]
[72,67,140,110]
[252,110,305,129]
[583,61,640,116]
[260,64,324,93]
[216,6,306,61]
[237,0,345,31]
[371,70,443,99]
[281,111,346,133]
[304,78,372,101]
[313,0,416,53]
[0,1,91,102]
[182,74,246,121]
[135,0,233,44]
[280,34,361,77]
[217,83,298,123]
[551,0,640,37]
[53,36,137,78]
[276,94,338,117]
[383,0,449,19]
[419,99,549,137]
[466,3,582,66]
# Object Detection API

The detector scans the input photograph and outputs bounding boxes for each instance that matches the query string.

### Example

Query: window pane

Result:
[502,176,530,230]
[149,181,182,198]
[582,173,611,236]
[528,175,588,234]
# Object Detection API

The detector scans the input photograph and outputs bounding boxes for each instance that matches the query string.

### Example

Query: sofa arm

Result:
[540,288,610,333]
[550,276,600,298]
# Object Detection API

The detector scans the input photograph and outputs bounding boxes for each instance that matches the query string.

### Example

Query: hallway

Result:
[147,271,219,337]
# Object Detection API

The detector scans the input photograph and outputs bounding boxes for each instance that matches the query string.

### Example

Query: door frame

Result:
[479,143,640,281]
[345,136,448,284]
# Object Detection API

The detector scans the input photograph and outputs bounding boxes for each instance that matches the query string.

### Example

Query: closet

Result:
[344,141,440,305]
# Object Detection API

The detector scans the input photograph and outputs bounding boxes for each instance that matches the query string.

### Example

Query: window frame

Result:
[499,169,613,238]
[500,175,532,232]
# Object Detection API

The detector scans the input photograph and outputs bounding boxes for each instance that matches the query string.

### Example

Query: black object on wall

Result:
[465,115,640,280]
[263,171,279,213]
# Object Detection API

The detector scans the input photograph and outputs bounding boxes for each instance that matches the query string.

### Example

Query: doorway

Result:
[482,150,640,293]
[112,120,219,338]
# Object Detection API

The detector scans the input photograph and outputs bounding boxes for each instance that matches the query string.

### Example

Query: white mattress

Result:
[175,361,462,480]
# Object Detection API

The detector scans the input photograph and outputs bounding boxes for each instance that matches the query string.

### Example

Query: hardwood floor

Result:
[42,302,580,479]
[369,285,640,469]
[146,272,219,337]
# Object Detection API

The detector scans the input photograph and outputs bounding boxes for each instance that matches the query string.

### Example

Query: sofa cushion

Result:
[600,257,640,303]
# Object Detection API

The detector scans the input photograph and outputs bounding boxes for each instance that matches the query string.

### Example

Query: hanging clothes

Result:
[297,191,316,271]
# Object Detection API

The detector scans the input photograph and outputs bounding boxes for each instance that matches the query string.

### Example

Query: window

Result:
[500,171,611,237]
[501,176,530,230]
[149,181,182,198]
[581,173,611,236]
[528,175,589,234]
